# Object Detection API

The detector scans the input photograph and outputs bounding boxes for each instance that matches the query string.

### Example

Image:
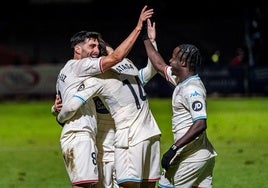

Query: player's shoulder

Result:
[111,58,139,76]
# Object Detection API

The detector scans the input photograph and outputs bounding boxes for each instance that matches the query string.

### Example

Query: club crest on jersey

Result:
[58,73,67,82]
[78,83,85,91]
[192,101,203,111]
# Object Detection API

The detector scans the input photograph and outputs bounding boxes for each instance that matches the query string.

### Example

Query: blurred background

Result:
[0,0,267,99]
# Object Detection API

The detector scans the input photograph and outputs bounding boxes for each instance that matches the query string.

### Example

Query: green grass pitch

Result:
[0,97,267,187]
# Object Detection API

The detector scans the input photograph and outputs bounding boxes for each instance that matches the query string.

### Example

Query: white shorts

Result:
[115,135,161,185]
[96,160,119,188]
[158,157,215,188]
[60,131,98,185]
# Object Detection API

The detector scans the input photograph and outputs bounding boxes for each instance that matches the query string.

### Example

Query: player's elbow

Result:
[111,52,124,63]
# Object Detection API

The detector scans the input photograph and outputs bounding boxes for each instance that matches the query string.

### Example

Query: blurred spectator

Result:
[211,50,221,64]
[230,48,245,66]
[245,7,265,66]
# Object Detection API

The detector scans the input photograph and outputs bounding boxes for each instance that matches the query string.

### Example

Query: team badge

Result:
[78,83,85,91]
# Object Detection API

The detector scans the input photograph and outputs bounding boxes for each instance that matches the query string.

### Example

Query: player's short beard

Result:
[90,52,99,58]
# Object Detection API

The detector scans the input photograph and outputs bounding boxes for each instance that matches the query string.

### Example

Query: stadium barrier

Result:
[0,64,267,99]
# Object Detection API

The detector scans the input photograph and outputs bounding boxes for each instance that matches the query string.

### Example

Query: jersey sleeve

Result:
[74,77,102,101]
[73,57,103,77]
[165,66,179,86]
[57,97,84,123]
[51,105,58,116]
[138,41,158,85]
[57,77,102,123]
[185,85,207,121]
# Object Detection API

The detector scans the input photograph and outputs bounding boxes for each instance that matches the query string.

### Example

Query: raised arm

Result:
[142,19,168,79]
[101,5,154,71]
[139,19,158,85]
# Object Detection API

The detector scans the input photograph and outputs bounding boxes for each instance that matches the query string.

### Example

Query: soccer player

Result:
[57,58,161,188]
[52,15,157,188]
[56,20,161,188]
[52,6,154,188]
[95,23,157,188]
[142,19,217,188]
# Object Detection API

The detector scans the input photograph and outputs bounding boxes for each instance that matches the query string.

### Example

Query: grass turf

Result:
[0,97,267,187]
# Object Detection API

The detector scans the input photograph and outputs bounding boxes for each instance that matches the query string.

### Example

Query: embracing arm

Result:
[51,94,62,116]
[56,97,84,124]
[56,77,101,124]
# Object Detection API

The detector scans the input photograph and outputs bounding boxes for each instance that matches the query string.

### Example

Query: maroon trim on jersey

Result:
[164,65,170,82]
[99,57,104,73]
[72,179,98,185]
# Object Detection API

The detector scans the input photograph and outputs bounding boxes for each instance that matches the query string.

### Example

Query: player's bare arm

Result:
[138,18,158,85]
[174,119,207,149]
[143,35,167,78]
[147,19,156,43]
[57,94,84,123]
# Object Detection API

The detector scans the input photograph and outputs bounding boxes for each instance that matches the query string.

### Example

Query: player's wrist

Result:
[170,144,179,152]
[51,105,59,116]
[135,26,142,32]
[56,116,65,127]
[150,39,155,43]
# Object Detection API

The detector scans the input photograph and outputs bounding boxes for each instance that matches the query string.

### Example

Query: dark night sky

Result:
[0,0,267,65]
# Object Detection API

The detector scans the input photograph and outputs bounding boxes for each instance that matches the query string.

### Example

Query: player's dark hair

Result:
[70,31,101,48]
[70,30,109,56]
[177,44,201,72]
[98,38,110,56]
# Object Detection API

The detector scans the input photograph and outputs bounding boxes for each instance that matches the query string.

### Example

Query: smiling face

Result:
[71,31,106,59]
[169,47,182,76]
[76,37,100,58]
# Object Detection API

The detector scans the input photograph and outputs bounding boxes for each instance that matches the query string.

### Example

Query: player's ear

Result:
[181,60,187,67]
[74,45,82,55]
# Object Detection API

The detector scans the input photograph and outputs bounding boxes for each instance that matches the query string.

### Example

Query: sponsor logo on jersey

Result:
[190,90,200,97]
[192,101,203,111]
[93,97,109,114]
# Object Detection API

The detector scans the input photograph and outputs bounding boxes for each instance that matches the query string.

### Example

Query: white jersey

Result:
[56,57,105,184]
[94,97,116,162]
[56,57,103,102]
[93,54,157,159]
[56,57,103,135]
[59,58,161,147]
[164,66,217,161]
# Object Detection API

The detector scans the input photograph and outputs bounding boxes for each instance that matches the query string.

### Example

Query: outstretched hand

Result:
[137,5,154,31]
[140,18,156,41]
[147,19,156,42]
